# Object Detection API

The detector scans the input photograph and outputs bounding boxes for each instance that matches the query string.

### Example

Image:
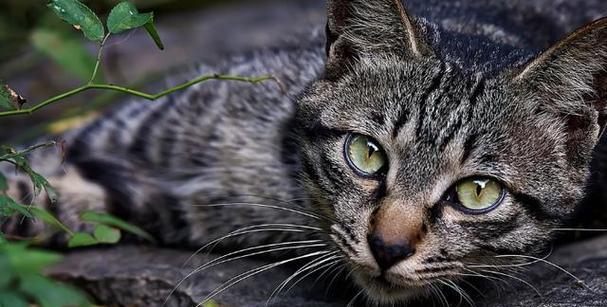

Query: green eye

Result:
[454,178,504,212]
[345,134,387,177]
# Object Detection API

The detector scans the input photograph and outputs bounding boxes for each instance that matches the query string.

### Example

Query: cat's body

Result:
[3,0,607,305]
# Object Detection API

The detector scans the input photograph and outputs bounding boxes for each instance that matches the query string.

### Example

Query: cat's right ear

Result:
[512,17,607,167]
[325,0,433,79]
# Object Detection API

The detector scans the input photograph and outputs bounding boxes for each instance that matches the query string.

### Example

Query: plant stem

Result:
[0,74,278,118]
[88,34,111,84]
[0,141,57,161]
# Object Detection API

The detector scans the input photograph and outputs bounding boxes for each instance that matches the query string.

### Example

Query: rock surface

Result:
[48,235,607,307]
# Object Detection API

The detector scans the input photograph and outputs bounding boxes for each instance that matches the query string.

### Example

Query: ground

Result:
[48,235,607,306]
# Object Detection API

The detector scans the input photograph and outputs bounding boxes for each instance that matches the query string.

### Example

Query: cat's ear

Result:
[325,0,433,79]
[512,17,607,165]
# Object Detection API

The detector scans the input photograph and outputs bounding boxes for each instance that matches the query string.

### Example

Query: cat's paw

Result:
[2,166,108,245]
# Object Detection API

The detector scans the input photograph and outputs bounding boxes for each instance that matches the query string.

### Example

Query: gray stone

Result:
[48,235,607,307]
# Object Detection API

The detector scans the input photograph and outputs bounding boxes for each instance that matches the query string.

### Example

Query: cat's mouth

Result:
[351,268,430,301]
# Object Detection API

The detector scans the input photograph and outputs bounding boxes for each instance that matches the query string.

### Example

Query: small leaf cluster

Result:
[0,143,155,305]
[0,143,154,247]
[68,211,155,248]
[0,0,277,305]
[0,143,59,226]
[0,0,165,112]
[48,0,164,49]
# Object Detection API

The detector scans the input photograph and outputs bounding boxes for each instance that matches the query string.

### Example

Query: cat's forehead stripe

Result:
[408,62,448,141]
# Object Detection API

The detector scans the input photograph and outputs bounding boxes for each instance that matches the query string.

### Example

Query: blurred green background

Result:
[0,0,235,64]
[0,0,323,143]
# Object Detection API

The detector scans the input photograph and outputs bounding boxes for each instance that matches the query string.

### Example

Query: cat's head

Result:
[294,0,607,303]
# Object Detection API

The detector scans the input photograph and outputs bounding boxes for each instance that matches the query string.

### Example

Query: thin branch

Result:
[0,141,57,161]
[0,74,278,118]
[88,34,111,84]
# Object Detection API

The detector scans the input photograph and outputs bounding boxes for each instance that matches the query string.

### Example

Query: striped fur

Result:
[2,0,607,305]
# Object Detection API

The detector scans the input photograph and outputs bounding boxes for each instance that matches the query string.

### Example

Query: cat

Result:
[2,0,607,305]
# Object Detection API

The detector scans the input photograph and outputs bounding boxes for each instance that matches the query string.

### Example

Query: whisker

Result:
[284,257,342,294]
[325,264,347,296]
[183,223,322,266]
[164,240,324,306]
[450,279,474,307]
[458,268,509,293]
[347,289,364,307]
[431,283,449,307]
[267,253,335,304]
[437,279,461,307]
[480,269,542,297]
[193,202,329,222]
[439,278,474,307]
[197,251,332,306]
[312,259,343,288]
[191,240,325,275]
[220,194,315,210]
[267,252,340,305]
[458,278,486,299]
[428,284,440,307]
[551,228,607,232]
[203,228,313,253]
[465,248,553,269]
[460,268,506,283]
[492,254,587,288]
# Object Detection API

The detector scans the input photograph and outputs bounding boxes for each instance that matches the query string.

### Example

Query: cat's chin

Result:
[351,270,427,304]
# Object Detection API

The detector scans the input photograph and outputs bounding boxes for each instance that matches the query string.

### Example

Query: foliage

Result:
[81,211,156,243]
[0,144,156,304]
[0,0,274,117]
[30,28,97,81]
[107,1,164,49]
[0,0,226,64]
[0,243,90,307]
[48,0,105,41]
[0,0,276,305]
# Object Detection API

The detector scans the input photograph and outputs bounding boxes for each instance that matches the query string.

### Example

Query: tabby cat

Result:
[2,0,607,305]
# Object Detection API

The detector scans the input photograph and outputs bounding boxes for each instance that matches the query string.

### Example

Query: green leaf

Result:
[0,292,28,307]
[81,211,155,242]
[0,171,7,191]
[31,28,97,81]
[19,274,90,307]
[107,2,153,34]
[0,84,14,111]
[0,195,33,218]
[67,232,98,248]
[48,0,105,41]
[44,185,59,205]
[107,2,164,50]
[0,250,13,287]
[29,172,58,204]
[203,300,220,307]
[3,244,62,273]
[29,207,73,236]
[93,224,121,244]
[144,22,164,50]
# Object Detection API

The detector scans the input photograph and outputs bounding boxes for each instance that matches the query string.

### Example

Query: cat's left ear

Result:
[512,18,607,164]
[325,0,434,79]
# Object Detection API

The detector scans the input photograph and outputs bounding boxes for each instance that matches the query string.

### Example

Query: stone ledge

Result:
[48,235,607,306]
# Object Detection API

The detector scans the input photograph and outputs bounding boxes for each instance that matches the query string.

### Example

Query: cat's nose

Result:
[368,234,416,270]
